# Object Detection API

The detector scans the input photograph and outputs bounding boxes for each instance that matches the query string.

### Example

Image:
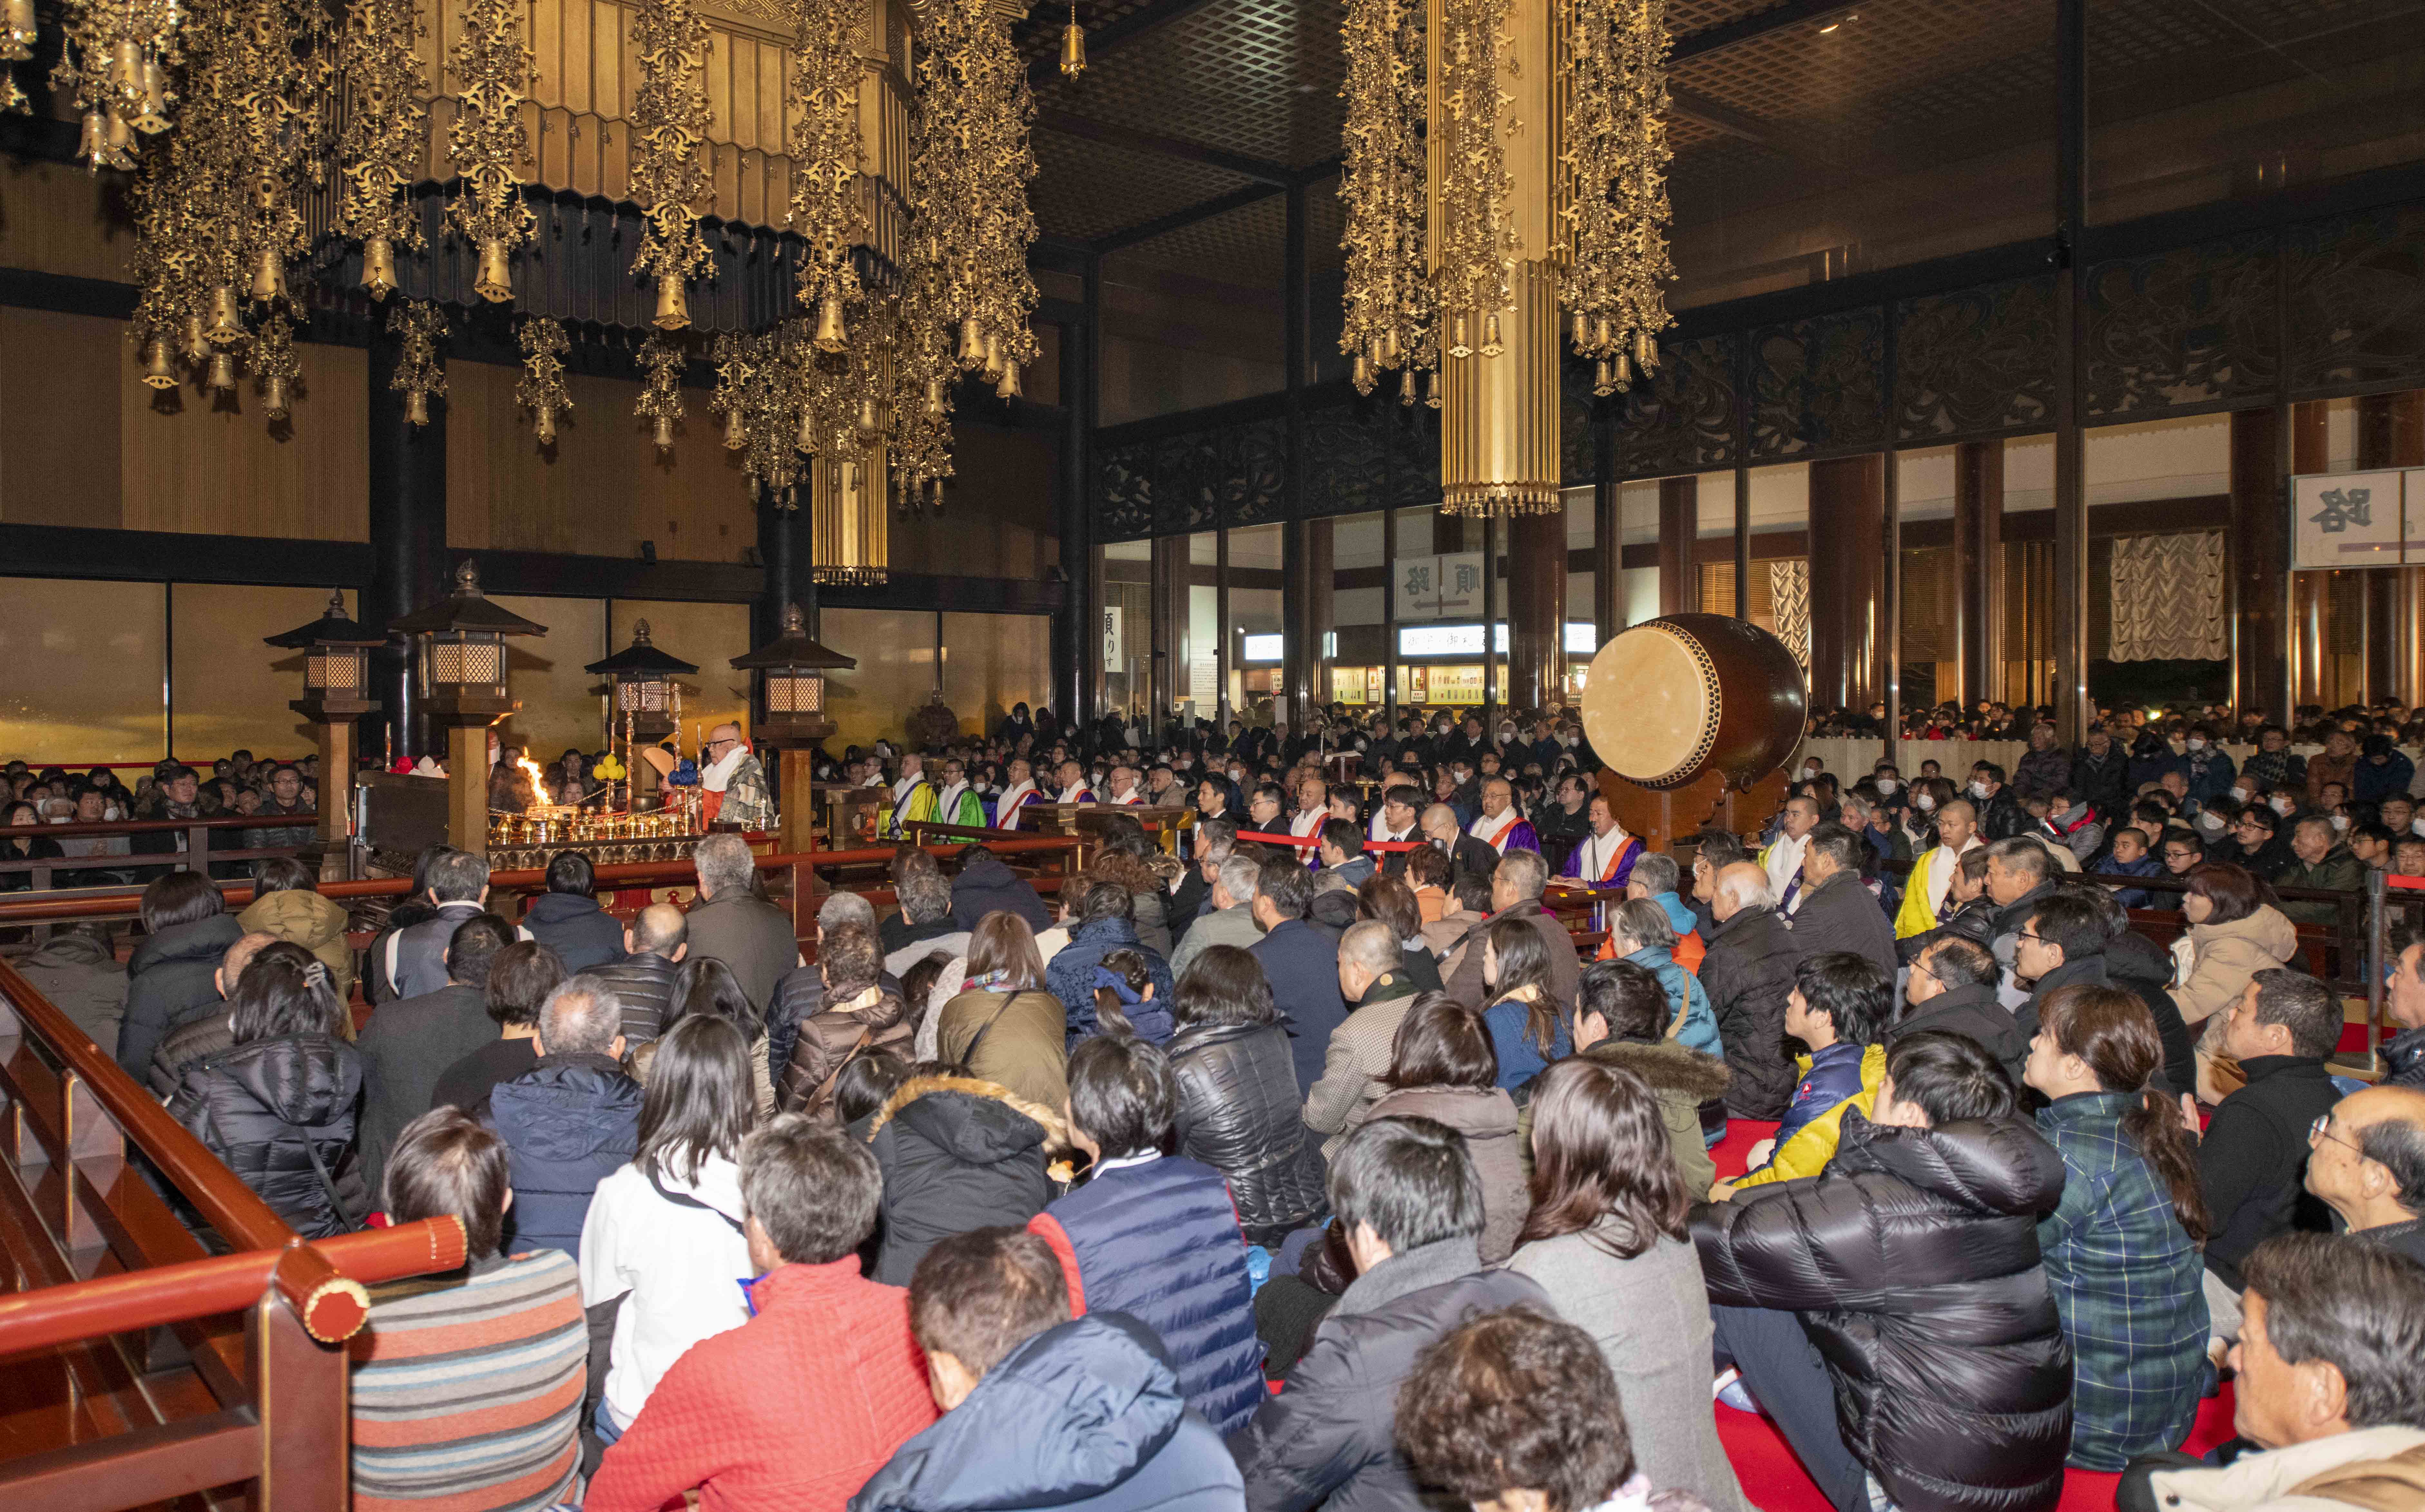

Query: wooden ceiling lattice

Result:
[1037,0,1349,169]
[1031,126,1258,240]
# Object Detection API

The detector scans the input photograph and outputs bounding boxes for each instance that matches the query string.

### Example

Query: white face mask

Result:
[1875,778,1898,795]
[2330,814,2350,831]
[2273,795,2297,817]
[1968,780,1989,799]
[2187,737,2207,751]
[1916,794,1937,812]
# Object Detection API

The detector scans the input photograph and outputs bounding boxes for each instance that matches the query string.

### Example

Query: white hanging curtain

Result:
[1769,558,1812,678]
[2109,531,2227,662]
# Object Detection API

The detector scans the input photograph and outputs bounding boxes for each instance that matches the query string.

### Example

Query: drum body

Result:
[1580,614,1807,790]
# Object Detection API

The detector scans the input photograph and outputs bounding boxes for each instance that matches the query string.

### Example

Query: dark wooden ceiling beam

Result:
[1670,0,1863,64]
[1036,109,1292,186]
[1092,181,1283,253]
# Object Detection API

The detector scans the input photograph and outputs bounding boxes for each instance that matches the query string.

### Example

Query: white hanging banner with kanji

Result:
[2292,470,2408,569]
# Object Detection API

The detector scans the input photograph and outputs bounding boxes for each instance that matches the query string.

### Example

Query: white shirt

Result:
[580,1155,753,1423]
[995,780,1037,828]
[1920,834,1982,917]
[1765,831,1809,902]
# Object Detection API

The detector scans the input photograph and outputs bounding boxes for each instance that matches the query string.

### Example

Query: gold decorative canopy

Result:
[445,0,537,302]
[629,0,716,329]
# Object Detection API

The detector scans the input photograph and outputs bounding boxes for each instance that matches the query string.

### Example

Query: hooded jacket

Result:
[238,887,357,1003]
[781,988,915,1113]
[169,1031,366,1238]
[1047,917,1176,1046]
[16,930,128,1050]
[2169,905,2300,1028]
[521,891,625,972]
[489,1052,642,1255]
[951,853,1057,935]
[1619,943,1724,1058]
[1559,1037,1731,1194]
[1698,904,1800,1119]
[850,1313,1242,1512]
[865,1075,1063,1286]
[1166,1020,1327,1247]
[1355,1084,1526,1262]
[1693,1112,2073,1512]
[118,912,245,1080]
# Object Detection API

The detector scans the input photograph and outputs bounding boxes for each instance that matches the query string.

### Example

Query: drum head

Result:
[1582,622,1717,786]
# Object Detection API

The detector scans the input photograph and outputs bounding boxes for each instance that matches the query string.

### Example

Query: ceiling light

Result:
[1817,21,1839,33]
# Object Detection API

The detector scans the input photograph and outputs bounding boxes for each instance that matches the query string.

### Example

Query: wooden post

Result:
[250,1278,349,1511]
[312,720,356,847]
[444,724,490,856]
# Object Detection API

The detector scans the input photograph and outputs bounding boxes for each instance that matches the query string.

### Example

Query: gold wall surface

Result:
[490,593,611,757]
[444,360,758,560]
[820,606,937,751]
[940,611,1050,740]
[0,307,125,529]
[169,586,361,758]
[0,579,168,763]
[0,159,130,282]
[607,598,753,748]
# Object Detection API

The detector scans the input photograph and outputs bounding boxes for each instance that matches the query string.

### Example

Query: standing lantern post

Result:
[385,561,547,854]
[264,590,386,855]
[586,619,697,810]
[730,601,854,866]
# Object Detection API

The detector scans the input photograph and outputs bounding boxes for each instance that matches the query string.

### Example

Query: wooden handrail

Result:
[0,1219,467,1359]
[1,814,319,837]
[0,955,292,1253]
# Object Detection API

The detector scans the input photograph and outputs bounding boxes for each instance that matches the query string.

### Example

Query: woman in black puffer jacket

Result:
[1692,1031,2072,1512]
[117,870,245,1082]
[169,950,366,1238]
[1163,944,1327,1247]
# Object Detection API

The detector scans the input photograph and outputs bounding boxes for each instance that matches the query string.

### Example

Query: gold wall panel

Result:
[443,359,758,560]
[0,159,133,282]
[489,593,611,758]
[940,612,1049,740]
[887,425,1059,579]
[0,308,125,529]
[170,586,358,758]
[607,598,752,747]
[121,342,371,541]
[820,607,936,751]
[0,579,168,764]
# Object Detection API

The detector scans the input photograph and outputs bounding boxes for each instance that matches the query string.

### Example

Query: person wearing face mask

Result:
[1968,763,2027,842]
[1896,797,1981,939]
[2037,788,2106,866]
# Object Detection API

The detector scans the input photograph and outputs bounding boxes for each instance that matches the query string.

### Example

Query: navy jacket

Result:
[1250,919,1348,1094]
[1047,918,1175,1047]
[851,1312,1243,1512]
[951,850,1055,934]
[1030,1155,1263,1437]
[521,892,625,972]
[487,1052,642,1256]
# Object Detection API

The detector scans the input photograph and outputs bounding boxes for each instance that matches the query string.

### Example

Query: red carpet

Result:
[1705,1121,2241,1512]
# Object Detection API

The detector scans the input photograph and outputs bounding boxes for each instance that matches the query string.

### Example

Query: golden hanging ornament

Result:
[635,333,687,452]
[334,0,428,300]
[908,0,1039,387]
[3,0,37,62]
[445,0,536,303]
[784,0,863,349]
[1338,0,1429,395]
[1562,0,1672,391]
[50,0,181,168]
[254,310,301,419]
[1432,0,1514,365]
[630,0,714,329]
[232,0,330,314]
[1059,2,1084,76]
[517,316,571,446]
[388,299,446,427]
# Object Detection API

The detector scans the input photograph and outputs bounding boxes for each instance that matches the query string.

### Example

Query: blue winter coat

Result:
[849,1313,1244,1512]
[2094,853,2164,911]
[1029,1154,1263,1436]
[521,892,626,972]
[2357,750,2416,803]
[1047,917,1176,1047]
[1249,919,1348,1094]
[1620,943,1723,1059]
[487,1053,642,1256]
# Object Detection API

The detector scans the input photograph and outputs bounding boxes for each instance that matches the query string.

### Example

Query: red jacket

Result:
[584,1257,939,1512]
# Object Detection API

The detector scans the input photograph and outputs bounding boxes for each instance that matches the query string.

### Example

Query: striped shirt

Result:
[349,1247,585,1512]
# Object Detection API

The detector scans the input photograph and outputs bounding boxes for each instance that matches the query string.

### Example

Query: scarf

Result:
[702,743,750,793]
[935,780,970,815]
[1575,829,1636,883]
[1290,808,1326,838]
[1469,808,1522,850]
[1054,781,1093,804]
[995,780,1037,828]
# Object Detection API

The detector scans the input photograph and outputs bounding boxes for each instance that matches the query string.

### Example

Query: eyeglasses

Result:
[2309,1114,2364,1155]
[2016,929,2046,943]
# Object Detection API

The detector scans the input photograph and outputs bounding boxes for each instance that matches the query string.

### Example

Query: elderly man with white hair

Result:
[682,834,802,1011]
[698,723,773,831]
[1696,860,1802,1119]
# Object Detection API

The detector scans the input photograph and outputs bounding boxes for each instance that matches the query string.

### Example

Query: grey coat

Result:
[1168,902,1262,982]
[1786,870,1898,980]
[683,889,800,1011]
[1506,1227,1749,1512]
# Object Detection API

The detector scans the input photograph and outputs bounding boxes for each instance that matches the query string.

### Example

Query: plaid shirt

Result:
[2035,1091,2210,1471]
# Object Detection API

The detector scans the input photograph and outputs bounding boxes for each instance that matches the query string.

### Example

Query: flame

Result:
[517,755,548,793]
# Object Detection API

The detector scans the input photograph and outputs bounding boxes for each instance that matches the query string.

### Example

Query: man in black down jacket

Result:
[948,844,1053,934]
[1700,862,1802,1119]
[1893,935,2029,1089]
[487,977,641,1257]
[1786,823,1898,980]
[1694,1032,2072,1512]
[1232,1117,1551,1512]
[586,902,689,1044]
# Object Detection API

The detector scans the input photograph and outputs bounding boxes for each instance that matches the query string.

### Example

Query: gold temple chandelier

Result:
[446,0,536,303]
[889,252,954,516]
[1338,0,1430,404]
[1564,0,1672,394]
[334,0,427,300]
[4,0,37,66]
[234,0,331,312]
[635,332,686,451]
[53,0,182,170]
[518,316,572,445]
[786,0,863,351]
[630,0,715,330]
[910,0,1039,402]
[389,298,447,426]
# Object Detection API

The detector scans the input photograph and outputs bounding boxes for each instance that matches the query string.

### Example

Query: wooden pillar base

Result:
[445,724,491,856]
[312,721,357,848]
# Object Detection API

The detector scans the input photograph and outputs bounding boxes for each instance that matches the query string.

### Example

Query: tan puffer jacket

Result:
[238,888,357,1007]
[2168,904,2299,1027]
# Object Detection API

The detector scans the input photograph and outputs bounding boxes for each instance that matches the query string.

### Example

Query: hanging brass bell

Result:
[722,407,747,450]
[797,405,819,453]
[181,313,209,365]
[1613,352,1631,388]
[474,238,513,302]
[1479,311,1503,356]
[956,320,984,366]
[856,396,883,439]
[654,274,689,331]
[141,339,179,390]
[981,330,1003,382]
[1059,11,1085,76]
[924,376,946,418]
[264,375,292,418]
[103,108,132,166]
[1635,329,1658,372]
[1448,313,1470,359]
[1593,314,1613,348]
[1424,368,1441,408]
[1378,330,1399,367]
[996,362,1021,401]
[1592,358,1615,397]
[250,246,287,303]
[406,388,430,426]
[652,414,675,450]
[813,294,845,352]
[111,38,141,89]
[930,476,946,515]
[2,0,35,61]
[205,285,244,346]
[1351,352,1374,393]
[135,58,170,132]
[363,236,397,300]
[1398,367,1417,406]
[534,406,556,445]
[206,350,236,393]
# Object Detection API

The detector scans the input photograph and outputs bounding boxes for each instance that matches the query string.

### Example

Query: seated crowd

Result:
[7,704,2425,1512]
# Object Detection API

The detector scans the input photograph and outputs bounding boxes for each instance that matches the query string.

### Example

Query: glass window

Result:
[2083,415,2233,711]
[1099,541,1152,717]
[1228,524,1285,722]
[1696,472,1737,614]
[1745,464,1811,668]
[0,578,166,763]
[1329,510,1389,706]
[1897,445,1959,717]
[823,608,940,752]
[1183,531,1220,718]
[942,612,1054,742]
[172,585,362,761]
[2001,434,2056,707]
[1619,480,1662,626]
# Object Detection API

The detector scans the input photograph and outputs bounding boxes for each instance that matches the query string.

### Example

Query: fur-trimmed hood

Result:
[1582,1036,1731,1102]
[867,1073,1070,1154]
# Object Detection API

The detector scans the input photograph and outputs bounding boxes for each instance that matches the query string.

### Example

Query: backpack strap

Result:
[644,1167,746,1235]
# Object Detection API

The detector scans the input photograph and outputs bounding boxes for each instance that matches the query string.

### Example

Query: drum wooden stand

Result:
[1596,767,1790,852]
[1581,614,1807,853]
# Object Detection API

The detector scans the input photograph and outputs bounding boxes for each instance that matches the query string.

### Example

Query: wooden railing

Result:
[0,813,323,892]
[0,954,468,1512]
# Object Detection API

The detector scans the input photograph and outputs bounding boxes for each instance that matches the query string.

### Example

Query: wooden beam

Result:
[1670,0,1863,63]
[1037,110,1290,187]
[1092,182,1286,254]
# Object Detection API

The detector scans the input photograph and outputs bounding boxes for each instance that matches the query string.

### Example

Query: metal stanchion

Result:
[2366,867,2388,1075]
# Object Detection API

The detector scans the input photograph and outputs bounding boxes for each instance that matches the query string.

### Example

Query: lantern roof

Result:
[731,603,856,672]
[586,618,699,677]
[264,589,387,649]
[387,561,549,637]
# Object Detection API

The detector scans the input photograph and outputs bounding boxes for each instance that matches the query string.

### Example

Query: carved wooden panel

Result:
[2285,205,2425,399]
[1611,333,1736,481]
[2082,232,2279,419]
[1747,307,1887,459]
[1894,275,2055,441]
